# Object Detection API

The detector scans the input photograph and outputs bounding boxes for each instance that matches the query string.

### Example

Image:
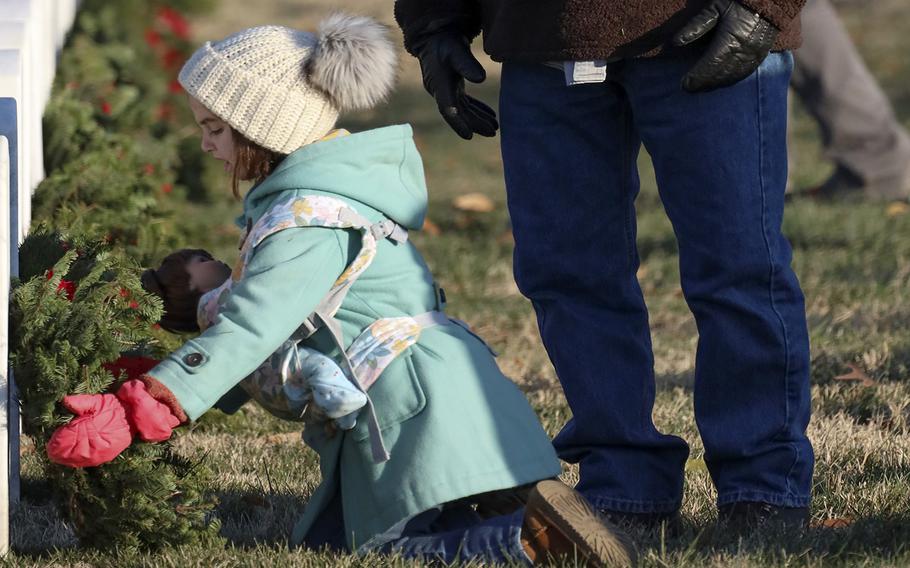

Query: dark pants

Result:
[499,52,813,513]
[302,490,529,564]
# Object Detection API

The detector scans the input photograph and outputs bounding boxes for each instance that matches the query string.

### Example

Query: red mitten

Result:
[46,394,133,468]
[116,379,183,442]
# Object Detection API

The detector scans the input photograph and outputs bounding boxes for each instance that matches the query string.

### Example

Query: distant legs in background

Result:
[789,0,910,201]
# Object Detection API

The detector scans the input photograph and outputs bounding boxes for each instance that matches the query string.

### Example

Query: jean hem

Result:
[507,509,534,566]
[584,495,682,515]
[716,491,810,509]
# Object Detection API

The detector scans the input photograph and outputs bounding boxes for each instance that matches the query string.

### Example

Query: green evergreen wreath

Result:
[10,229,221,549]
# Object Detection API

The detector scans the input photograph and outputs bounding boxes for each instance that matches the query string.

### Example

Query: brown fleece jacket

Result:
[394,0,805,62]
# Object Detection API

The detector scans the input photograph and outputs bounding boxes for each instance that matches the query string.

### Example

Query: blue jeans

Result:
[302,490,530,565]
[499,52,813,513]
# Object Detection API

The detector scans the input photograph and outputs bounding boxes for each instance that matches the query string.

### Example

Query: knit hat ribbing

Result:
[178,14,397,154]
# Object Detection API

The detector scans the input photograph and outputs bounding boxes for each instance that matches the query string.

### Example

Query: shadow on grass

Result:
[656,371,695,392]
[622,511,910,566]
[11,476,79,557]
[215,488,308,549]
[10,477,311,555]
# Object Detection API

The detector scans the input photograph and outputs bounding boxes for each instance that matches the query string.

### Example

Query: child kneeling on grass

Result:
[45,14,636,566]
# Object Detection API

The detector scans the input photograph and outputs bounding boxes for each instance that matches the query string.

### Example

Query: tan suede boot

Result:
[520,480,637,567]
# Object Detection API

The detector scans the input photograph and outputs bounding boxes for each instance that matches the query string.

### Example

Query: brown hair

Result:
[230,130,286,199]
[140,249,214,333]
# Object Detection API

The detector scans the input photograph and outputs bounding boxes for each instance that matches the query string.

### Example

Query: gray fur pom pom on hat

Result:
[308,13,398,111]
[178,13,398,154]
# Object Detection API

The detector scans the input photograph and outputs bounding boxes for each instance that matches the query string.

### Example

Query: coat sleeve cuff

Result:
[139,373,189,424]
[738,0,806,31]
[394,1,482,55]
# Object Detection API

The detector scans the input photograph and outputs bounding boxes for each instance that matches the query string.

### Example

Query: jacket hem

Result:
[351,456,560,549]
[485,39,800,64]
[290,453,561,549]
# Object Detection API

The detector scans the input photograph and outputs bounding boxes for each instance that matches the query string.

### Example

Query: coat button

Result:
[183,353,204,367]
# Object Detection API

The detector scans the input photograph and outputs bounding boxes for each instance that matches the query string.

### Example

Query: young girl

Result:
[47,14,636,566]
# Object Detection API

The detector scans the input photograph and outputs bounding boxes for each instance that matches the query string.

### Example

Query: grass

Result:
[8,1,910,565]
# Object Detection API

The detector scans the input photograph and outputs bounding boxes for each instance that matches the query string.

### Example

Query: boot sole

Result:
[529,480,637,567]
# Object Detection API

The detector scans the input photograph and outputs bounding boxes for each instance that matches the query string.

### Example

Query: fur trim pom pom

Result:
[308,13,398,111]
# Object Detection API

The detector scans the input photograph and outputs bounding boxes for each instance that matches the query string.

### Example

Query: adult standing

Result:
[791,0,910,200]
[395,0,814,528]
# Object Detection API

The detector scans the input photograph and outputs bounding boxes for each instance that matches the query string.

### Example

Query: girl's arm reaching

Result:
[146,227,349,421]
[45,227,351,467]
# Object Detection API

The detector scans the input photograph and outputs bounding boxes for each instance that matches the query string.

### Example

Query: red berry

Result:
[157,7,190,39]
[144,28,162,47]
[57,280,77,301]
[162,48,183,70]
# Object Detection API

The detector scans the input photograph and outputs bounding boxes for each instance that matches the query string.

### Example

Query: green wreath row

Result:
[11,0,224,550]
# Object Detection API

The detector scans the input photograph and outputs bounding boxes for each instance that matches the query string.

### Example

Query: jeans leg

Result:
[378,507,530,565]
[499,61,690,514]
[623,52,813,508]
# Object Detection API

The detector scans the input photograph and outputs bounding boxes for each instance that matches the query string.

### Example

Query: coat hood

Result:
[242,124,428,230]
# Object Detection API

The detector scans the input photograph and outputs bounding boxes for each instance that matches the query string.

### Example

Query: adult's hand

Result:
[674,0,779,92]
[416,32,498,139]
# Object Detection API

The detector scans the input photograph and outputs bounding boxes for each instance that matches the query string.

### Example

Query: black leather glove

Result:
[674,0,779,92]
[415,32,498,139]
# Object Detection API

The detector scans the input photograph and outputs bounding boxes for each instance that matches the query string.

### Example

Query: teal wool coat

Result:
[149,125,561,548]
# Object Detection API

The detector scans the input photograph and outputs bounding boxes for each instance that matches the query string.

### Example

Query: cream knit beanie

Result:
[178,14,398,154]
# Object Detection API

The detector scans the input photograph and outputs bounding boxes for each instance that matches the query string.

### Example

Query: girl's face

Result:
[188,96,236,174]
[186,255,232,293]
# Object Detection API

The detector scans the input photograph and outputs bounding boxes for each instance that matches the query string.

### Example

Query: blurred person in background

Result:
[790,0,910,201]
